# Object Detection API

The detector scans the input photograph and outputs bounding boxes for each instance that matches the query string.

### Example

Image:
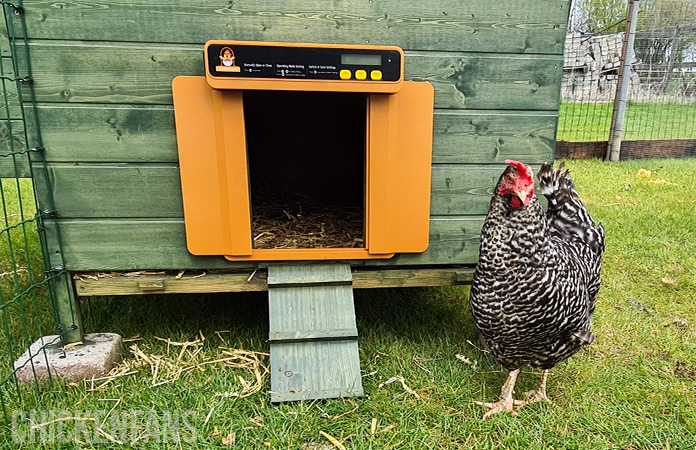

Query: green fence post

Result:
[52,271,83,345]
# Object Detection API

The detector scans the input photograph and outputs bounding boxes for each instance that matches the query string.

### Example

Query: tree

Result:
[576,0,696,34]
[574,0,628,34]
[632,0,696,93]
[576,0,696,94]
[637,0,696,30]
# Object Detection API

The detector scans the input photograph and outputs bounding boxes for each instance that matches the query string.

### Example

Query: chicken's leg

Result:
[521,369,553,405]
[475,369,524,419]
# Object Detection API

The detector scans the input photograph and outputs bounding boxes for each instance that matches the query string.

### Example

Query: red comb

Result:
[504,159,532,178]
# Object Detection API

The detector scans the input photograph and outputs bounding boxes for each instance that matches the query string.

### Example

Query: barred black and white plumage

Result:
[469,160,604,419]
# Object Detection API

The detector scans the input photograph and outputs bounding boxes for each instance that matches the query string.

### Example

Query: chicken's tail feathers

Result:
[537,161,564,199]
[538,162,580,209]
[537,162,605,255]
[572,330,595,345]
[594,223,606,253]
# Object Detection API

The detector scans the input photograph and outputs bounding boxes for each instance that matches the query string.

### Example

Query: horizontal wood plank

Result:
[406,53,562,110]
[43,218,257,271]
[431,164,531,216]
[75,271,268,296]
[15,0,569,54]
[365,216,483,266]
[37,104,177,163]
[74,267,474,296]
[432,110,556,164]
[0,153,31,178]
[353,267,474,287]
[0,121,30,177]
[34,105,556,165]
[45,216,483,271]
[34,163,184,219]
[26,42,562,110]
[0,60,23,120]
[35,163,518,218]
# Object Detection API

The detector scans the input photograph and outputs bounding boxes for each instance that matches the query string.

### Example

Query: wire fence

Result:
[0,2,78,424]
[559,0,696,155]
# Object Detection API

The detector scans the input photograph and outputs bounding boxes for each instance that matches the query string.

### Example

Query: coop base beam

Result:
[74,267,474,297]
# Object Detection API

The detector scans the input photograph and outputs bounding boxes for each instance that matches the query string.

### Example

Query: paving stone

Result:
[13,333,122,383]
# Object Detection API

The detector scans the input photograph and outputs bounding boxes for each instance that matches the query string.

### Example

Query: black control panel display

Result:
[206,43,402,82]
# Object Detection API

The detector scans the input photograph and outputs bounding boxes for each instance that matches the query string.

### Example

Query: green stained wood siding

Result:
[432,110,556,164]
[5,0,570,270]
[13,1,569,55]
[0,120,30,177]
[42,219,255,271]
[0,59,22,120]
[43,217,483,271]
[33,105,555,165]
[405,53,562,110]
[367,216,484,266]
[37,105,177,163]
[33,163,547,219]
[33,163,184,219]
[431,166,502,216]
[26,43,562,111]
[0,155,30,178]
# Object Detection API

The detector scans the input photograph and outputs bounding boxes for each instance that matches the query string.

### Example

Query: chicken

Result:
[469,159,604,419]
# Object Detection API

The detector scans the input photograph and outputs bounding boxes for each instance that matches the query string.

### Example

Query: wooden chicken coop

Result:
[0,1,569,401]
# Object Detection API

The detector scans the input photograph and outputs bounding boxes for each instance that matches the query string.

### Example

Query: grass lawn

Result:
[1,158,695,449]
[558,102,696,142]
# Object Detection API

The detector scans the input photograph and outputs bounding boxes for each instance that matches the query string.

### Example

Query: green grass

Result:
[1,159,696,448]
[0,177,55,398]
[558,102,696,141]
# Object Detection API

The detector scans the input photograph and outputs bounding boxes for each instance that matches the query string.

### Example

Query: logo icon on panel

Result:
[216,47,240,73]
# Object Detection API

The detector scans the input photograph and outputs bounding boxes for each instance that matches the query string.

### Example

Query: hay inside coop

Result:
[244,90,366,249]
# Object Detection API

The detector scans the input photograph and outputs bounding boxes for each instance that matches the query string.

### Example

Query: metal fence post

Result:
[607,0,640,162]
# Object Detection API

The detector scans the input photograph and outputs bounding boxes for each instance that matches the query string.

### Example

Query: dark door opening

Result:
[243,90,366,249]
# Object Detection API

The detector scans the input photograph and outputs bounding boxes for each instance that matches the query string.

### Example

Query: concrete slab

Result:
[14,333,122,383]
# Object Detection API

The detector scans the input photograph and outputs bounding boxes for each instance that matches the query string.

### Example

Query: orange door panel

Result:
[367,82,435,255]
[172,76,252,256]
[173,76,433,261]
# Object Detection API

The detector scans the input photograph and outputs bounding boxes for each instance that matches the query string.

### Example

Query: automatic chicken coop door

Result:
[173,41,434,261]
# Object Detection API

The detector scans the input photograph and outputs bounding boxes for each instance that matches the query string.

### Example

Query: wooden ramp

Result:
[267,264,363,402]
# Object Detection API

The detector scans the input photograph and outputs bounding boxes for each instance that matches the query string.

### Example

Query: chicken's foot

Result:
[475,369,525,420]
[521,369,553,406]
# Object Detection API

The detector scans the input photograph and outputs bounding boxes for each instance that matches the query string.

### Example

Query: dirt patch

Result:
[674,360,696,380]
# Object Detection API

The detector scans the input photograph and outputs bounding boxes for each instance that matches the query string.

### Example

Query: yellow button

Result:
[370,70,383,81]
[339,69,352,80]
[355,70,367,80]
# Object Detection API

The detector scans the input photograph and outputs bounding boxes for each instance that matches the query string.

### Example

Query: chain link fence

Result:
[558,0,696,159]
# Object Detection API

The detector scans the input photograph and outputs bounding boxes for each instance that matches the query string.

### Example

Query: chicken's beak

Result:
[515,190,527,204]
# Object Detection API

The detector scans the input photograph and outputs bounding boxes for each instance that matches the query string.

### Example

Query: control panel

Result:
[204,40,404,93]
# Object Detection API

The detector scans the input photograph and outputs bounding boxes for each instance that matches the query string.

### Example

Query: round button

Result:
[355,70,367,80]
[339,69,352,80]
[370,70,383,81]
